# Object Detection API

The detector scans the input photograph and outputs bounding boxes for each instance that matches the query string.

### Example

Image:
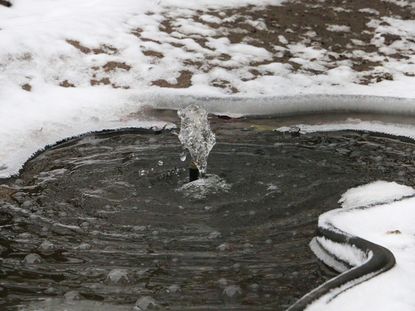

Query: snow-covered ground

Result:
[1,0,415,310]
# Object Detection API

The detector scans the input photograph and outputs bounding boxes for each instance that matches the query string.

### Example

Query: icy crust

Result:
[305,182,415,311]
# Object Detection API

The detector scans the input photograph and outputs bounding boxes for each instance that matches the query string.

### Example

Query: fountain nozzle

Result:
[189,161,200,182]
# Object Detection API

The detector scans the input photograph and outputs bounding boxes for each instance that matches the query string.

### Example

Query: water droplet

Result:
[180,152,187,162]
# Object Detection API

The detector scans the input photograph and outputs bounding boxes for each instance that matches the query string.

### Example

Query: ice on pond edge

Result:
[178,104,216,175]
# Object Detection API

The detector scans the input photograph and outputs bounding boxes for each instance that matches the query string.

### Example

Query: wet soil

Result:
[1,121,415,310]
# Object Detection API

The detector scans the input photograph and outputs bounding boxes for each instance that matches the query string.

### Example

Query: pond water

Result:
[1,118,415,311]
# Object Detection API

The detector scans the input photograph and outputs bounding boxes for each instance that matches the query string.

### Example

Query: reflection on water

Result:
[1,121,415,311]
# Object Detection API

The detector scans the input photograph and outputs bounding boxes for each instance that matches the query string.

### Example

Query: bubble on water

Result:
[249,283,260,292]
[217,278,228,288]
[232,263,241,271]
[178,174,231,199]
[77,243,91,250]
[166,284,181,294]
[180,151,187,162]
[44,287,57,294]
[17,232,32,240]
[134,296,158,311]
[208,231,221,239]
[0,245,7,255]
[133,225,146,232]
[23,253,42,265]
[22,200,33,208]
[106,269,130,285]
[64,290,81,301]
[223,285,242,298]
[80,221,90,230]
[38,240,55,253]
[217,243,231,251]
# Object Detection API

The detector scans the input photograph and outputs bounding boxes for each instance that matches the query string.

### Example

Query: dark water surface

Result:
[1,120,415,310]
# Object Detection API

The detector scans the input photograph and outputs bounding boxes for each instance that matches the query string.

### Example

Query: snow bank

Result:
[339,181,415,209]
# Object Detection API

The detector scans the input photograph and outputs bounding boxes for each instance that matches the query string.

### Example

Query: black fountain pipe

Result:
[287,225,396,310]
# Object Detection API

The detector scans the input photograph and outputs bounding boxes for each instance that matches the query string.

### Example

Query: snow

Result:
[339,181,415,209]
[307,182,415,311]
